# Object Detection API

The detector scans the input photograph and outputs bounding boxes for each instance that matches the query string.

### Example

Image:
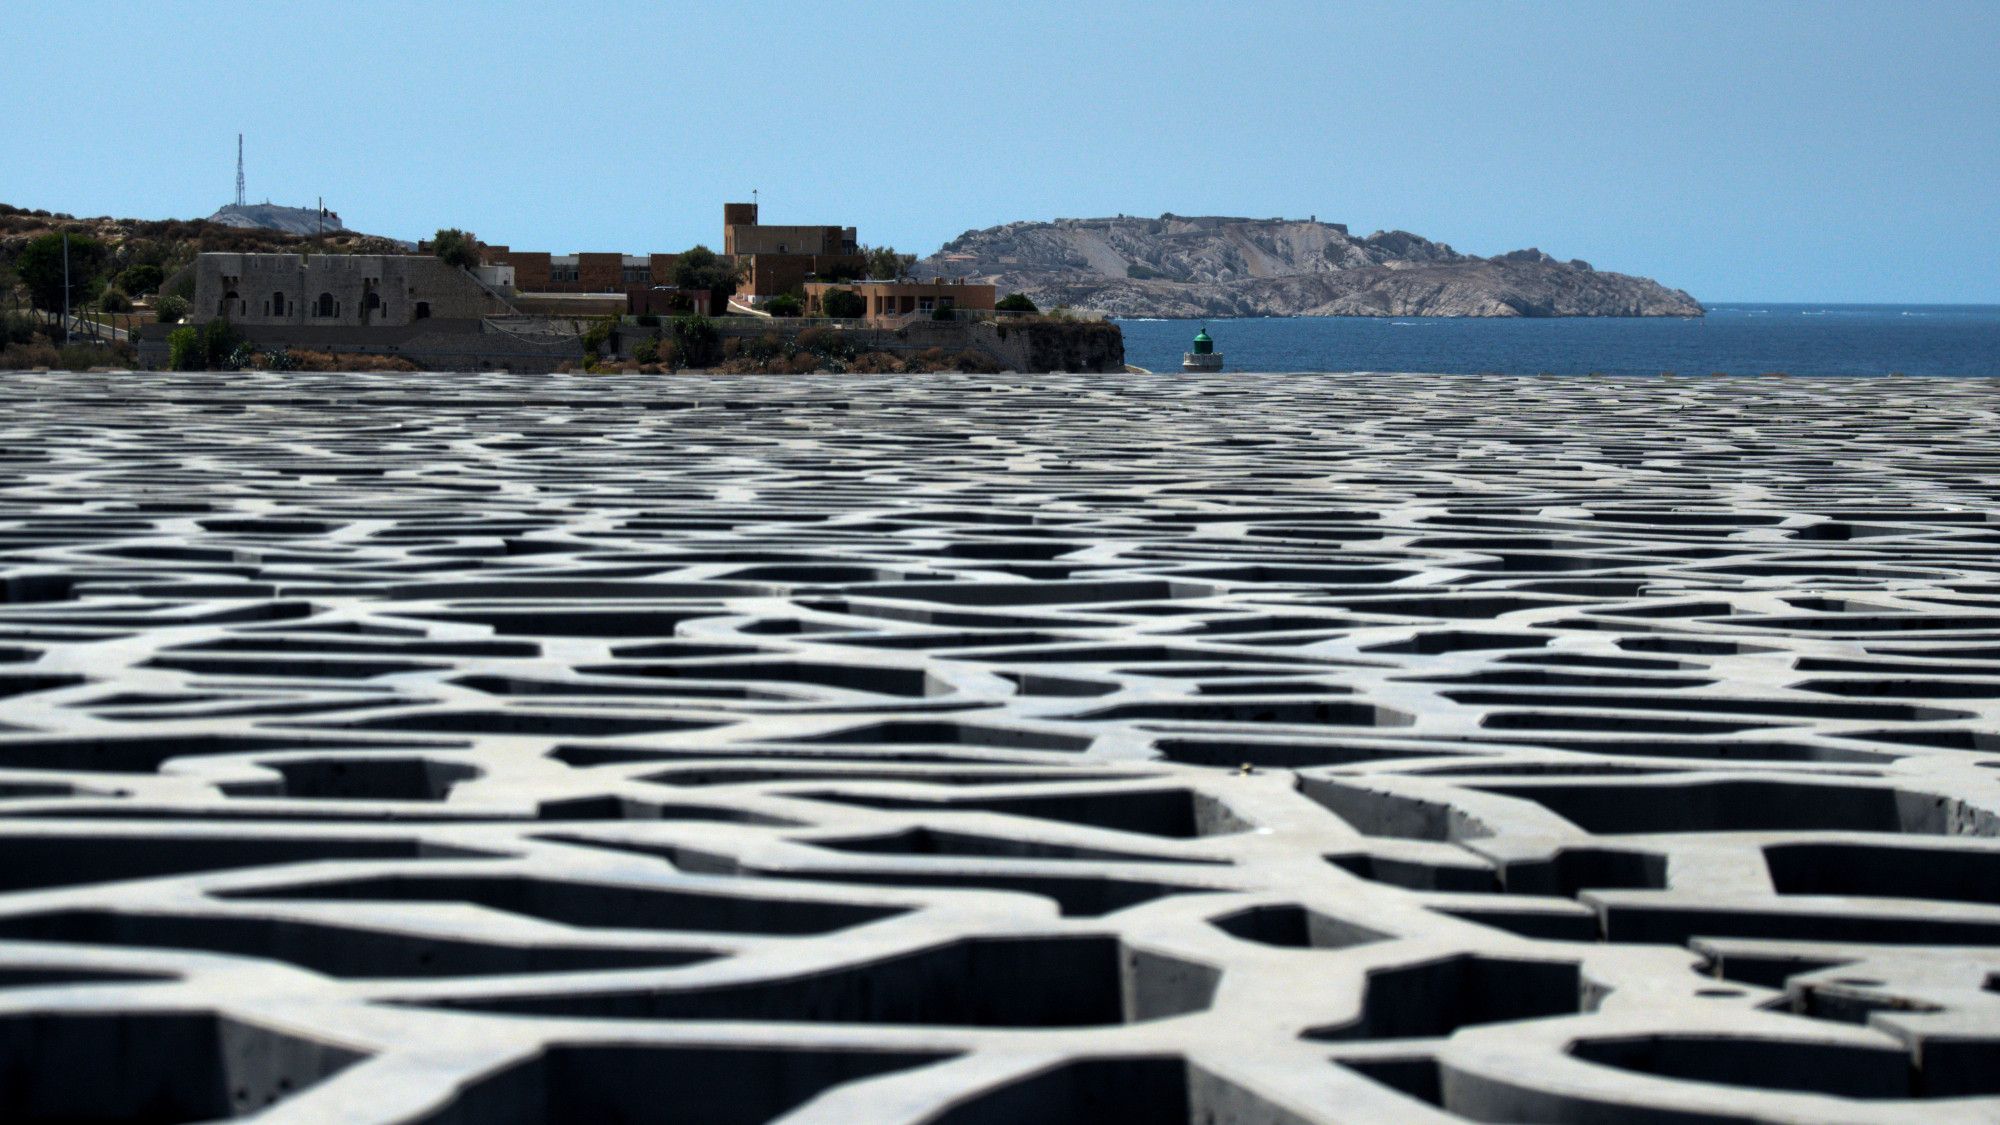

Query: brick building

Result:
[722,202,866,305]
[479,248,681,294]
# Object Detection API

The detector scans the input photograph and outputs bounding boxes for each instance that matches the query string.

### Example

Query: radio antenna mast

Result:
[235,134,246,207]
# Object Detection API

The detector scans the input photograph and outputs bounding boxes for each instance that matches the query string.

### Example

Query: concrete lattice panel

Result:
[0,370,1997,1122]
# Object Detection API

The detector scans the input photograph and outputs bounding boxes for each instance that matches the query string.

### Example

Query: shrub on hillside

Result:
[765,294,802,318]
[57,344,121,370]
[996,293,1037,312]
[953,350,1000,373]
[99,288,131,313]
[795,325,854,361]
[281,349,419,372]
[153,294,189,323]
[3,313,40,346]
[847,351,903,374]
[0,341,60,370]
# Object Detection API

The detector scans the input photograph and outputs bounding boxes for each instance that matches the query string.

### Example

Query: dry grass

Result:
[279,350,421,372]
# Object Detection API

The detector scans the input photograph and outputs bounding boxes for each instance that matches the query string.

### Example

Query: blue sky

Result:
[7,1,1996,303]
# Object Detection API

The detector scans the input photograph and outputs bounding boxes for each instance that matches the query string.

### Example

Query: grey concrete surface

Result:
[0,370,1997,1122]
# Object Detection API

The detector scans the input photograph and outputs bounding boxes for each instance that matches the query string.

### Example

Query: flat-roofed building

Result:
[192,252,511,328]
[722,202,855,257]
[803,278,997,322]
[722,201,865,303]
[479,247,681,294]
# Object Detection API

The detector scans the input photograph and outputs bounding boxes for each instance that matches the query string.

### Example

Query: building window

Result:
[363,291,381,313]
[918,297,935,312]
[271,292,286,317]
[413,301,430,320]
[316,292,337,318]
[221,290,239,316]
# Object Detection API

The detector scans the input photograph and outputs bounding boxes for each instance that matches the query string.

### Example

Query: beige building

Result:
[803,278,998,321]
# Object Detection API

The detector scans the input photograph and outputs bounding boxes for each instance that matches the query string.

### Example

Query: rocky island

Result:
[918,213,1703,318]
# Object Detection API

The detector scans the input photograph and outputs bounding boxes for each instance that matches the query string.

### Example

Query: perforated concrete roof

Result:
[0,370,1997,1122]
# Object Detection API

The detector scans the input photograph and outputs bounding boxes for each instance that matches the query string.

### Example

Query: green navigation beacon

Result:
[1182,324,1224,372]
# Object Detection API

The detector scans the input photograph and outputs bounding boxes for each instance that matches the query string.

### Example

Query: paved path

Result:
[0,370,1997,1122]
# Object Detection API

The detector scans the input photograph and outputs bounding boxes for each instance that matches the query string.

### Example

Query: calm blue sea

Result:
[1115,304,2000,376]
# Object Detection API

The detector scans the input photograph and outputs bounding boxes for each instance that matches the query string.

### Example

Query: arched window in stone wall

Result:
[271,292,287,317]
[221,290,239,316]
[316,293,337,318]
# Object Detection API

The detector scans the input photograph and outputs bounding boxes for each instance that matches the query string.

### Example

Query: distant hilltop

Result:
[0,203,411,284]
[917,214,1703,318]
[207,202,344,236]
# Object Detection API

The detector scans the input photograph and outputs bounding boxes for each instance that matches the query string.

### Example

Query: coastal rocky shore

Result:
[919,214,1703,318]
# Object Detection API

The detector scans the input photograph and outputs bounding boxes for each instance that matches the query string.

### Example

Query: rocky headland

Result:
[917,214,1703,318]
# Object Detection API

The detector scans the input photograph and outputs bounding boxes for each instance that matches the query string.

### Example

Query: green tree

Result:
[671,313,719,368]
[670,245,741,300]
[118,263,165,295]
[15,233,108,312]
[819,288,865,319]
[166,326,199,370]
[99,288,132,313]
[3,313,38,346]
[431,228,479,270]
[200,318,240,369]
[153,294,190,324]
[765,294,802,318]
[166,322,239,370]
[862,245,916,281]
[996,293,1038,313]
